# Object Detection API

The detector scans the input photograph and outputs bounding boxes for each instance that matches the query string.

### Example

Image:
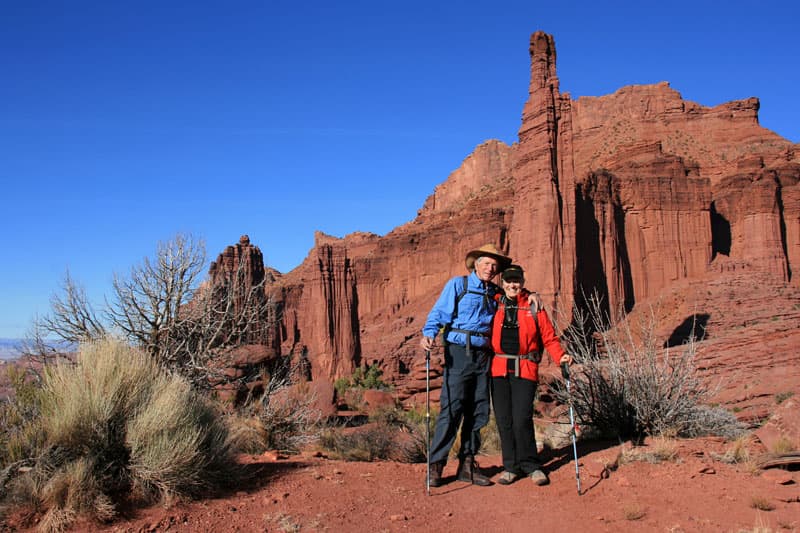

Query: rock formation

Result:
[208,31,799,418]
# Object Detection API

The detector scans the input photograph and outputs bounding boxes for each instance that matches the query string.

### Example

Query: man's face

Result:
[474,256,499,282]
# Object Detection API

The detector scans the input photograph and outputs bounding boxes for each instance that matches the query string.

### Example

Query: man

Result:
[420,244,539,487]
[490,264,572,486]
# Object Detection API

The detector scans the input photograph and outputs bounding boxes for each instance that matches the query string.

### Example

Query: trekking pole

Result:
[425,349,431,496]
[561,362,582,495]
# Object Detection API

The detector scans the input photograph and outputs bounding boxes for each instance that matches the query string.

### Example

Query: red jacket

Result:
[490,294,566,382]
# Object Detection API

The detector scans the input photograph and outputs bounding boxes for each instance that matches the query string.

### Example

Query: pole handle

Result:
[560,362,570,380]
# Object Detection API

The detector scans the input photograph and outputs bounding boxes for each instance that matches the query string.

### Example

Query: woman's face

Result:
[502,278,523,298]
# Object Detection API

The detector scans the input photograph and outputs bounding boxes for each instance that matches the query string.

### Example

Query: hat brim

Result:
[465,251,512,272]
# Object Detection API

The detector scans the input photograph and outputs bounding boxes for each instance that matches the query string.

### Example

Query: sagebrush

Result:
[0,338,236,532]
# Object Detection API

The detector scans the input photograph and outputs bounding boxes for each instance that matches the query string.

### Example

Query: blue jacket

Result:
[422,271,501,349]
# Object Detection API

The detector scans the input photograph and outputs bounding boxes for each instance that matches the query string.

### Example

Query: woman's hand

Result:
[527,291,542,312]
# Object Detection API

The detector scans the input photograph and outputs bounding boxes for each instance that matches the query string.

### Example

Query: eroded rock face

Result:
[267,140,516,385]
[209,31,799,414]
[510,32,799,323]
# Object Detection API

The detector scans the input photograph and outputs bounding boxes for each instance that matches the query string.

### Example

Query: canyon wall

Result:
[208,31,799,406]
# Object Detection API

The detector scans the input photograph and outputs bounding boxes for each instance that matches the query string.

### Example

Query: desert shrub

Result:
[334,364,390,397]
[319,406,433,463]
[557,292,745,440]
[1,338,236,531]
[228,360,322,455]
[372,406,435,464]
[0,364,45,469]
[319,423,397,462]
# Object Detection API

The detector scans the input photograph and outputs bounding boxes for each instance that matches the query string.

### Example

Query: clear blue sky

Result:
[1,0,798,339]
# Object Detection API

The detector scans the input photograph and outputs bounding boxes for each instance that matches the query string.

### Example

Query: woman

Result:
[490,264,571,486]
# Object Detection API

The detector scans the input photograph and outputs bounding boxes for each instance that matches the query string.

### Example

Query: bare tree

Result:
[107,233,207,360]
[20,272,105,366]
[37,271,106,344]
[31,233,280,389]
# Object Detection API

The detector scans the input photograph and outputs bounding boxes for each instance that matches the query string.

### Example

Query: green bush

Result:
[1,338,236,531]
[334,363,390,397]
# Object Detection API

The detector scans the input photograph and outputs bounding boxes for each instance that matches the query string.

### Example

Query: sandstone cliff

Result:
[208,31,799,417]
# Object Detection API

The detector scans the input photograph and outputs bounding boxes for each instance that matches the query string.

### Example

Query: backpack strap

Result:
[442,276,490,354]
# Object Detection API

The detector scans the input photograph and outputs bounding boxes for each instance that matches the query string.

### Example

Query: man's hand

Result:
[420,336,434,351]
[527,291,542,312]
[559,354,573,366]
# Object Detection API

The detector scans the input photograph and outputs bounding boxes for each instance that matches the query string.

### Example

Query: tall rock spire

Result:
[510,31,577,318]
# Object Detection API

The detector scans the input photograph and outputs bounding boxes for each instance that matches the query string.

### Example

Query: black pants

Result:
[491,375,541,474]
[429,344,491,464]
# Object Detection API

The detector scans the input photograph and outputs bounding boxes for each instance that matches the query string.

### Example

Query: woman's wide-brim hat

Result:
[465,244,512,272]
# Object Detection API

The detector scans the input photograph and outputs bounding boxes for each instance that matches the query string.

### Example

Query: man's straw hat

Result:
[464,244,512,272]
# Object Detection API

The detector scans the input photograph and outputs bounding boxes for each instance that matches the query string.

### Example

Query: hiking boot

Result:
[529,469,549,486]
[456,456,493,486]
[428,461,444,488]
[497,470,518,485]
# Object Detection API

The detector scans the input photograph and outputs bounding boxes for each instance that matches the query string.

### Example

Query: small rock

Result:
[261,450,280,461]
[698,466,716,474]
[389,514,408,521]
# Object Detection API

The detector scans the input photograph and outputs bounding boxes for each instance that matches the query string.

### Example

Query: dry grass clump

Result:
[749,496,776,512]
[619,437,680,465]
[1,338,236,531]
[227,363,322,455]
[710,434,754,465]
[622,504,647,521]
[479,413,503,456]
[319,423,398,462]
[447,412,502,460]
[769,435,796,455]
[319,406,432,463]
[0,364,45,469]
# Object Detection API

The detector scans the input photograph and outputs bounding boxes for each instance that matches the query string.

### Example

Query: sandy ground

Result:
[6,437,798,533]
